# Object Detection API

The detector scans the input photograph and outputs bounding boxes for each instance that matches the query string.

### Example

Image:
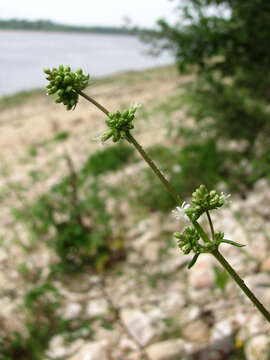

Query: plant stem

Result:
[79,90,182,205]
[78,90,109,116]
[125,131,183,205]
[206,210,215,240]
[213,249,270,323]
[78,90,270,322]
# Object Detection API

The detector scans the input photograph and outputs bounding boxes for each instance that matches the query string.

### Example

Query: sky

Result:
[0,0,176,28]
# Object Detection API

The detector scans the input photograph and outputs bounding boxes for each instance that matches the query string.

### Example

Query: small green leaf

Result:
[221,239,245,247]
[213,265,228,292]
[188,253,200,269]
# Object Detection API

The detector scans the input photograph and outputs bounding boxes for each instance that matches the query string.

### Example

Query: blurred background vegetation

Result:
[144,0,270,193]
[1,0,270,359]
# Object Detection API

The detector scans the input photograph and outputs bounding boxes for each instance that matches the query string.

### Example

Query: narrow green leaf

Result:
[188,253,200,269]
[221,239,245,247]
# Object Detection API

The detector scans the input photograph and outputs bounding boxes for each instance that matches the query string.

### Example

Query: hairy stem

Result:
[213,249,270,323]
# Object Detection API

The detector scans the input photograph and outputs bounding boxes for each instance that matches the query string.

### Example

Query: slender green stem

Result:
[79,90,182,205]
[78,90,270,323]
[125,131,183,205]
[206,210,215,240]
[213,249,270,323]
[78,90,110,116]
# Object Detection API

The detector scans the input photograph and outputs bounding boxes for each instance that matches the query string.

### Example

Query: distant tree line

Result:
[0,18,137,35]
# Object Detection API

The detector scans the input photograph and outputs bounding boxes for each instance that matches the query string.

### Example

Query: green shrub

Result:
[0,283,66,360]
[147,0,270,190]
[82,144,135,176]
[13,170,125,273]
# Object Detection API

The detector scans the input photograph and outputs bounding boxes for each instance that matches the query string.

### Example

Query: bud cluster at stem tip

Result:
[185,184,231,221]
[44,65,89,110]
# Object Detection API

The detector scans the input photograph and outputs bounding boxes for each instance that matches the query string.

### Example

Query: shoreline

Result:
[0,28,136,37]
[0,64,175,107]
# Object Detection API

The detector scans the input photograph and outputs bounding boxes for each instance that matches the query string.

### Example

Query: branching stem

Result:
[78,89,270,323]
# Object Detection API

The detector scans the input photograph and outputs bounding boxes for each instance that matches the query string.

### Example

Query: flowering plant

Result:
[44,66,270,323]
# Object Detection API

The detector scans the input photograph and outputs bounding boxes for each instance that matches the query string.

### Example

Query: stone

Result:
[245,335,270,360]
[146,339,186,360]
[210,318,235,342]
[47,336,84,358]
[67,341,108,360]
[143,241,161,262]
[62,302,82,320]
[244,273,270,305]
[181,319,210,343]
[190,334,235,360]
[120,308,164,346]
[119,335,139,352]
[188,255,215,289]
[261,256,270,272]
[86,298,107,317]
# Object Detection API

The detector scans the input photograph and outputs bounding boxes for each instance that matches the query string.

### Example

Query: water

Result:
[0,30,173,96]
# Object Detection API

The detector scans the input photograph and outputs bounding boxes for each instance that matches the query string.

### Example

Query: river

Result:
[0,30,172,96]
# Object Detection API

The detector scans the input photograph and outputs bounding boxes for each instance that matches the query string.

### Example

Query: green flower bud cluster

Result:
[44,65,89,110]
[173,186,243,268]
[174,227,221,255]
[214,231,224,245]
[185,184,230,221]
[102,108,136,143]
[174,227,202,255]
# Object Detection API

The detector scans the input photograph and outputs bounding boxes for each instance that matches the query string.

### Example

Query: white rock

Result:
[244,273,270,304]
[188,255,215,289]
[146,339,185,360]
[143,241,161,262]
[67,341,108,360]
[245,335,270,360]
[181,319,210,343]
[94,327,120,347]
[120,308,164,346]
[86,298,107,317]
[47,336,84,358]
[119,336,139,352]
[47,335,66,358]
[210,319,234,342]
[62,303,82,320]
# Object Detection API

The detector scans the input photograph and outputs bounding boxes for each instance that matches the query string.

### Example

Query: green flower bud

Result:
[70,98,76,107]
[65,86,73,93]
[64,76,72,85]
[101,130,114,142]
[43,68,51,74]
[57,89,64,96]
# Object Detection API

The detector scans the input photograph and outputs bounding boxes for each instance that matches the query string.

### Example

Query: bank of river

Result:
[0,30,172,96]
